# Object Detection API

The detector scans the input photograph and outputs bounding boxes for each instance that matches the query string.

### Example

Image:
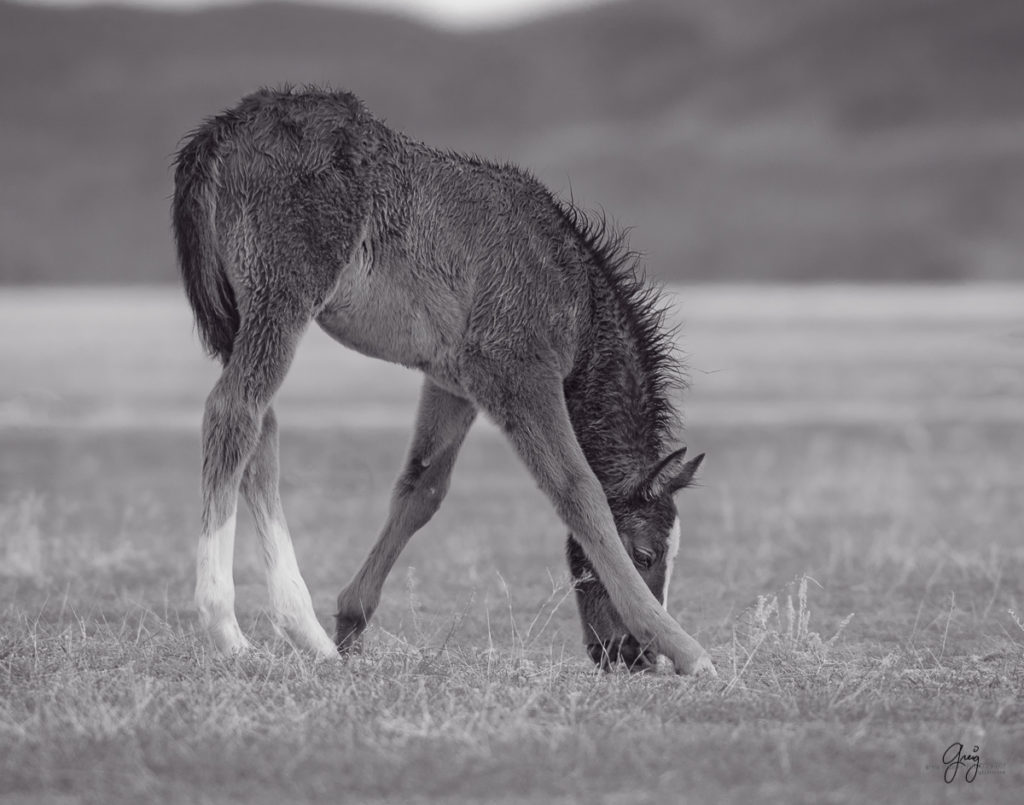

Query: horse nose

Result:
[587,639,656,672]
[615,639,656,671]
[587,642,613,668]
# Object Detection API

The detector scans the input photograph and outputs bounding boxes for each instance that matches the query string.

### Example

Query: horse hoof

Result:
[334,615,366,654]
[687,653,717,678]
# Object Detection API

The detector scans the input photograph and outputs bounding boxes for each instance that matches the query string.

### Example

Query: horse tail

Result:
[172,124,239,365]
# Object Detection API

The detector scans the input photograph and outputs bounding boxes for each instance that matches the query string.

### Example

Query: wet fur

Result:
[172,86,712,674]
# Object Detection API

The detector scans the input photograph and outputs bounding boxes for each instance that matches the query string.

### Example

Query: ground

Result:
[1,285,1022,804]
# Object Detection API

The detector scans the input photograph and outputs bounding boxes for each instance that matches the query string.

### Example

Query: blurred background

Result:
[2,13,1023,796]
[2,0,1023,285]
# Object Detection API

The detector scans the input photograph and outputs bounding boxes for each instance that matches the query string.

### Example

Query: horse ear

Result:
[641,448,705,500]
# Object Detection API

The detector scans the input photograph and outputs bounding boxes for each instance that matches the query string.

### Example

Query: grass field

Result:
[1,285,1022,804]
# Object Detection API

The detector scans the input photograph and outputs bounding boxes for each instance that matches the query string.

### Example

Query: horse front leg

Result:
[335,379,477,650]
[463,363,715,677]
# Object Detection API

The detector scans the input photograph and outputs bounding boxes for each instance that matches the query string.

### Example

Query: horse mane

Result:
[558,200,686,451]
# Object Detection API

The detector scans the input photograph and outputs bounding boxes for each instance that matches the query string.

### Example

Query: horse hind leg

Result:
[195,289,316,655]
[191,161,367,655]
[240,406,336,656]
[195,370,257,655]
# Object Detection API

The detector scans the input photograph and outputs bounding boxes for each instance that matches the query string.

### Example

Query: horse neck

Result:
[563,281,673,501]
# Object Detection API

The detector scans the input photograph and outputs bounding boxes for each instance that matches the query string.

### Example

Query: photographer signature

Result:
[942,742,981,783]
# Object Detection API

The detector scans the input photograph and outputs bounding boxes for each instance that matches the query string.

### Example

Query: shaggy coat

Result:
[172,86,712,675]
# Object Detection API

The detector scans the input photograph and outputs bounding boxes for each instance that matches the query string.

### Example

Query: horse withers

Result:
[172,86,714,676]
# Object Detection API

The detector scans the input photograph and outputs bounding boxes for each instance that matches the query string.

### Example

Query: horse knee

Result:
[395,462,450,530]
[408,481,449,529]
[417,480,448,518]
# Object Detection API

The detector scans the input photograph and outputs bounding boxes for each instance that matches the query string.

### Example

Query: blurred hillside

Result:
[1,0,1022,283]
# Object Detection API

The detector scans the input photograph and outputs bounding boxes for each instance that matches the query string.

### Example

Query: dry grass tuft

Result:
[3,288,1023,802]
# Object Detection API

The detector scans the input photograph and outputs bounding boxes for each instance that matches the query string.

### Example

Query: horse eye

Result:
[633,548,655,569]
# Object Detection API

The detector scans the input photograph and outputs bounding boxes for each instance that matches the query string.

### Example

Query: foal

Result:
[172,87,714,676]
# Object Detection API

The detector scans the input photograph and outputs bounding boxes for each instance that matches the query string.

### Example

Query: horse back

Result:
[195,88,589,386]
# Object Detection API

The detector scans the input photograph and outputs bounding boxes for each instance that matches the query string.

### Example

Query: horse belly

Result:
[315,259,464,379]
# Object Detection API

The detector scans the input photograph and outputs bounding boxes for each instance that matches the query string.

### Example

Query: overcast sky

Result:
[18,0,607,28]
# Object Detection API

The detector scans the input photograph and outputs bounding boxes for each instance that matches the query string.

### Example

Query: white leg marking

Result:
[195,511,250,654]
[662,517,681,610]
[259,514,336,657]
[655,516,684,671]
